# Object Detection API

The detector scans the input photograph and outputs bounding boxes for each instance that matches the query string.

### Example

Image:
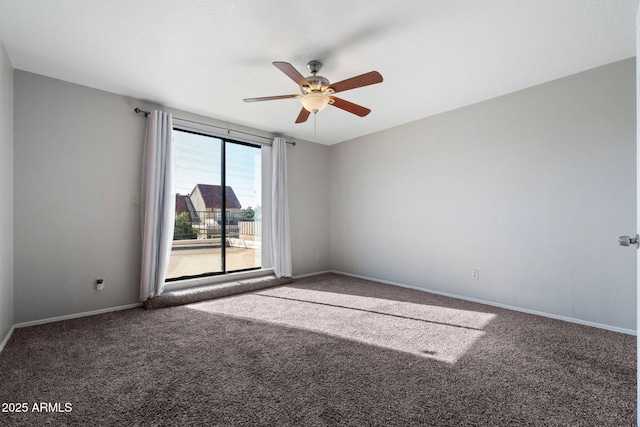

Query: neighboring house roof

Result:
[192,184,242,210]
[175,194,200,223]
[175,194,189,214]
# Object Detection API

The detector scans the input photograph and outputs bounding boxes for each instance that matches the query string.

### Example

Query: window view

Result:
[166,129,262,280]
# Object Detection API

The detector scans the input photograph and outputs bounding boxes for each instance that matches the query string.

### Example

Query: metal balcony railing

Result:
[173,210,261,241]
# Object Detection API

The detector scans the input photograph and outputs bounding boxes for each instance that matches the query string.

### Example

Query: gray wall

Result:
[329,59,637,332]
[0,38,14,342]
[288,139,331,276]
[13,71,331,323]
[14,72,145,323]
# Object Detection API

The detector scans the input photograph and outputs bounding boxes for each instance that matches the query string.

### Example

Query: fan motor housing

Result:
[302,60,332,93]
[302,75,330,93]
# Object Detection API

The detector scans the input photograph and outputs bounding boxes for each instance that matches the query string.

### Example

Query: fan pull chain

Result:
[314,111,317,137]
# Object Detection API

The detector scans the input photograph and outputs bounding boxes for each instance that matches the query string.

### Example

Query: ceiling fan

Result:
[243,61,383,123]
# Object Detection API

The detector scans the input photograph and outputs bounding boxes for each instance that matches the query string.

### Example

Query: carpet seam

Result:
[254,293,484,331]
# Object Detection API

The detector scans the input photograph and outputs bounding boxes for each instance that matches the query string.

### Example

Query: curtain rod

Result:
[134,108,296,146]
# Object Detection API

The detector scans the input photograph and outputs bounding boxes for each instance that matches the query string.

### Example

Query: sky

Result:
[173,129,261,210]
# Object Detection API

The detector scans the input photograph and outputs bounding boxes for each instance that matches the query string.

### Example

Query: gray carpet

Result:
[0,273,635,426]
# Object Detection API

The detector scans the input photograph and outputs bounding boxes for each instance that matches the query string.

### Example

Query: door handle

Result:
[618,234,639,248]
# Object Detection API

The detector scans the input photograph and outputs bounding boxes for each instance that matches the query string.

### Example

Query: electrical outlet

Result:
[471,270,479,280]
[96,278,105,291]
[131,194,140,205]
[316,253,320,261]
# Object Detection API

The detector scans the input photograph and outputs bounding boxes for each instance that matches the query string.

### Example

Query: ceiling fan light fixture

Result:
[301,92,329,112]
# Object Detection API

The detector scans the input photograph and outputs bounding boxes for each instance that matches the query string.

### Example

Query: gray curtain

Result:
[270,137,292,277]
[140,110,175,300]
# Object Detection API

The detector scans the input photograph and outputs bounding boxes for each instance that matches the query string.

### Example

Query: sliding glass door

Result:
[166,128,261,281]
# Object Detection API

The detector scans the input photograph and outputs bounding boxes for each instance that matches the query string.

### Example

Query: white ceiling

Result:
[0,0,637,145]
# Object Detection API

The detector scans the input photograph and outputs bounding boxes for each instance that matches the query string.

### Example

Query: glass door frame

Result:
[166,127,262,282]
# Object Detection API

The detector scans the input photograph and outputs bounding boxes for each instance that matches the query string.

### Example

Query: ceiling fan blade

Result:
[329,97,371,117]
[243,94,300,102]
[329,71,383,94]
[295,107,310,123]
[273,61,311,87]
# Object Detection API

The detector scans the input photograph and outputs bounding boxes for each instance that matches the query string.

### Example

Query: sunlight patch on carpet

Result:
[187,286,495,363]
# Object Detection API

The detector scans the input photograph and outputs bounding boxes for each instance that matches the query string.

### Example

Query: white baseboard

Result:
[293,270,332,279]
[330,270,637,336]
[13,303,143,329]
[0,325,15,354]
